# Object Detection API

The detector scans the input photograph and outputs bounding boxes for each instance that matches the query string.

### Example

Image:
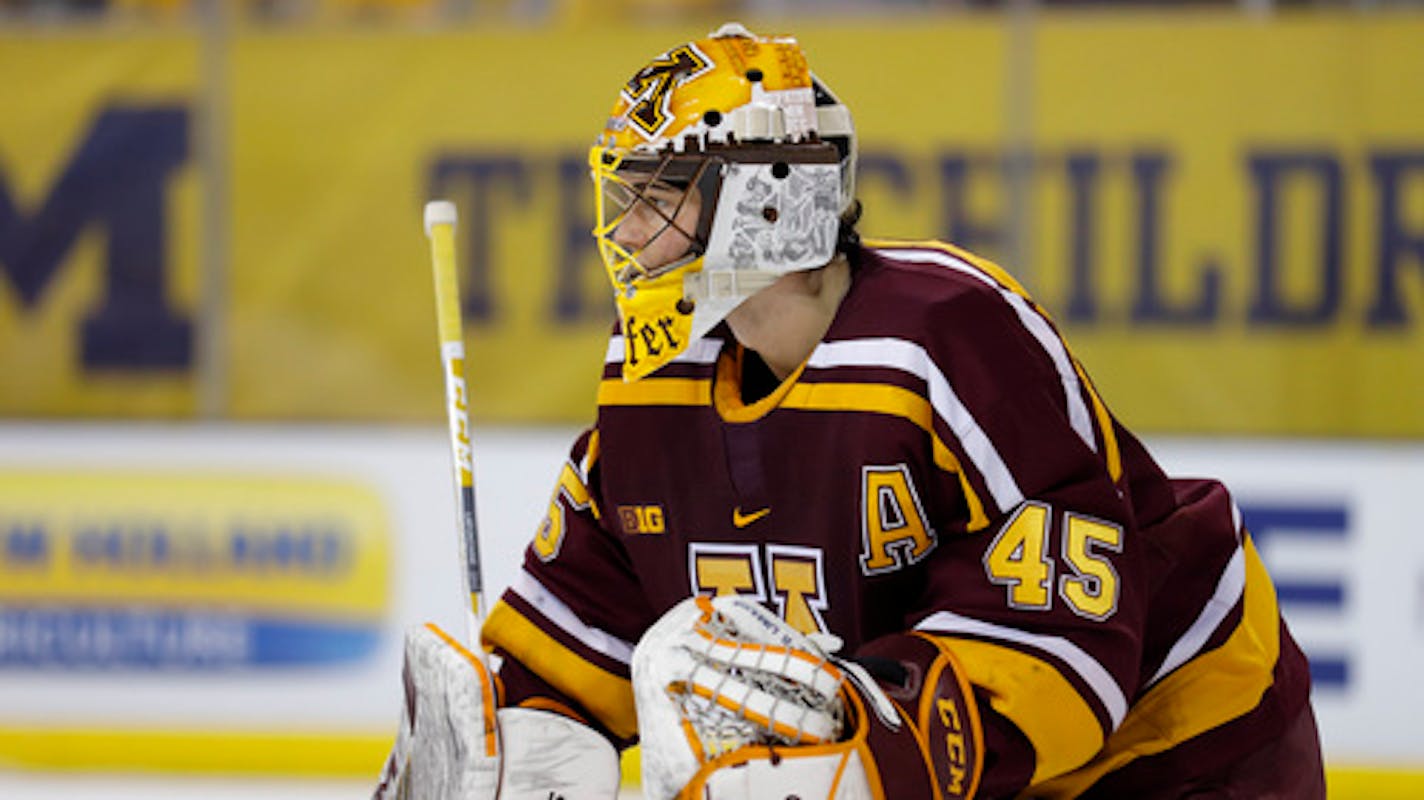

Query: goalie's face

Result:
[590,148,720,381]
[607,173,703,275]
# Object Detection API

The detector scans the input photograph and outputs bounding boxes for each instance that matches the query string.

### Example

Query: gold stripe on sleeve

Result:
[581,429,602,521]
[1026,535,1282,798]
[930,440,991,532]
[926,635,1106,785]
[582,428,600,475]
[481,600,638,739]
[1072,361,1123,482]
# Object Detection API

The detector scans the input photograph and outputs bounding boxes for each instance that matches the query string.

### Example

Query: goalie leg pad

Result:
[373,623,620,800]
[498,707,621,799]
[375,623,500,800]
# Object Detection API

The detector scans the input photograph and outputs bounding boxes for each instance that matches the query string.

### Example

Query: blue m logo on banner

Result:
[0,105,192,370]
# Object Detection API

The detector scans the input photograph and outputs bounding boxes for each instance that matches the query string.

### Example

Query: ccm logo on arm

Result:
[936,696,976,798]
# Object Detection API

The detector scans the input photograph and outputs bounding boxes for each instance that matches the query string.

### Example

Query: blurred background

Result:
[1,0,1422,797]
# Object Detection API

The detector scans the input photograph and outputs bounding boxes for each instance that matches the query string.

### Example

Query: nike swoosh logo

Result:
[732,506,771,528]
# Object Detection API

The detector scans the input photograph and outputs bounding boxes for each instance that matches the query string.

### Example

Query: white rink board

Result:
[0,424,1418,769]
[1146,437,1424,765]
[0,423,558,736]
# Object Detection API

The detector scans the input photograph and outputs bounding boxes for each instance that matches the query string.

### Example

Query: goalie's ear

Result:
[855,632,986,800]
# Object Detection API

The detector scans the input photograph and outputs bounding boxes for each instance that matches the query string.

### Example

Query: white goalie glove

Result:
[373,623,620,800]
[632,595,924,800]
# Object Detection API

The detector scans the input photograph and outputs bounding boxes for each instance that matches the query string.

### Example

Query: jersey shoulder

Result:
[838,238,1046,354]
[856,238,1033,304]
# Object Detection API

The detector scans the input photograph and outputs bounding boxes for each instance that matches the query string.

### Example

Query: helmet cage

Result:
[592,149,719,293]
[591,139,841,302]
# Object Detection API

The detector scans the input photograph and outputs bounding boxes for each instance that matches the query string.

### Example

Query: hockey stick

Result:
[424,200,485,647]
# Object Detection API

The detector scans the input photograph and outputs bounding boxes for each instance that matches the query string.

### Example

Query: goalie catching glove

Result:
[372,623,619,800]
[632,595,986,799]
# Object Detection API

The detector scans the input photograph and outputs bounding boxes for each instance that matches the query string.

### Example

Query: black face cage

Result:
[599,153,722,282]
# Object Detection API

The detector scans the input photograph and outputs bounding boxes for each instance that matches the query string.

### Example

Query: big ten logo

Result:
[0,105,193,369]
[1240,502,1349,691]
[856,148,1424,329]
[617,504,665,535]
[426,154,613,328]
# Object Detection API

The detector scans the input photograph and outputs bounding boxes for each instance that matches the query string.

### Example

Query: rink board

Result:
[0,424,1420,795]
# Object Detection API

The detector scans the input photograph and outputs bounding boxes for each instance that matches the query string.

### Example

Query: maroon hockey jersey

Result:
[482,239,1312,798]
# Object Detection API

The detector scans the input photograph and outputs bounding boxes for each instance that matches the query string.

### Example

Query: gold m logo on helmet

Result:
[621,44,712,139]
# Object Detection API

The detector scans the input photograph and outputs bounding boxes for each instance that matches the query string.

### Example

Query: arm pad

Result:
[856,632,986,800]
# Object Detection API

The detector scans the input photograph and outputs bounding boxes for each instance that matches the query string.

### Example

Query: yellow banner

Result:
[0,33,201,417]
[1,16,1421,435]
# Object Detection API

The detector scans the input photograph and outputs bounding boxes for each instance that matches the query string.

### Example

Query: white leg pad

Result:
[497,708,621,800]
[700,749,875,800]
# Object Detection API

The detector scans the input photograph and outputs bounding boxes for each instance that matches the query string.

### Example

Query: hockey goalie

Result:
[374,22,1324,800]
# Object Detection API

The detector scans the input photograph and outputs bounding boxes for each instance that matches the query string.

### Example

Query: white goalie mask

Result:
[589,22,856,380]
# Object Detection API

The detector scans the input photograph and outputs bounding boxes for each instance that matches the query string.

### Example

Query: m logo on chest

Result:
[859,464,938,575]
[688,543,829,636]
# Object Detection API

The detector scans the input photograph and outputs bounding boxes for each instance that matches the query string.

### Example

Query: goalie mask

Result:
[590,22,857,381]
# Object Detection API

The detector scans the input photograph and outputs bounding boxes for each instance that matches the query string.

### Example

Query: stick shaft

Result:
[425,201,484,646]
